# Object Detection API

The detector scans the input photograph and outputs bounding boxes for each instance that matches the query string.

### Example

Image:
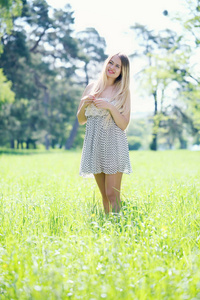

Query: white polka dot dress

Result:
[79,99,132,177]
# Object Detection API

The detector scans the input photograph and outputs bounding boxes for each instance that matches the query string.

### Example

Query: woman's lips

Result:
[108,69,115,74]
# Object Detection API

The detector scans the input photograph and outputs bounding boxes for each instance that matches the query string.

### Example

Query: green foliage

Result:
[0,1,88,149]
[77,27,107,84]
[0,69,15,107]
[181,0,200,45]
[180,80,200,133]
[0,0,22,52]
[0,29,33,99]
[49,83,84,148]
[0,0,107,149]
[127,118,151,150]
[71,124,86,149]
[0,150,200,299]
[132,22,199,150]
[127,136,141,150]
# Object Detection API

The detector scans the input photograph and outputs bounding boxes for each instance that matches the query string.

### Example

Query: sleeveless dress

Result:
[79,98,132,177]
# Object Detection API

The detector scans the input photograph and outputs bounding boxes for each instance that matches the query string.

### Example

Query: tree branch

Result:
[34,72,47,90]
[30,27,48,52]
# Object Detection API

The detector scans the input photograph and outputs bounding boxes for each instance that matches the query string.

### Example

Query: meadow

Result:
[0,150,200,300]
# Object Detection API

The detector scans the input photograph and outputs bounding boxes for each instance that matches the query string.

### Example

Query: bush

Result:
[127,136,142,150]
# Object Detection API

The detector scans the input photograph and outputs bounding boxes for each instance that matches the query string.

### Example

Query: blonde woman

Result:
[77,53,132,214]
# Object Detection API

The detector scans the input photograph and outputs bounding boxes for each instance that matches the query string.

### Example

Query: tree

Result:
[76,27,107,85]
[0,0,83,149]
[131,24,193,150]
[0,1,107,150]
[127,118,151,150]
[164,0,200,145]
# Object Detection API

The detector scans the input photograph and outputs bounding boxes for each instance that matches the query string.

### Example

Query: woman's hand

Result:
[77,83,96,125]
[77,93,96,125]
[94,97,130,131]
[93,98,112,111]
[81,94,96,107]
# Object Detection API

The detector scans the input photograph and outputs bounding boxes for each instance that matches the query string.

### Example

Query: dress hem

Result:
[79,169,132,178]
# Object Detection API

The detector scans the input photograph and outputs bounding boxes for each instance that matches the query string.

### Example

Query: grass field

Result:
[0,150,200,300]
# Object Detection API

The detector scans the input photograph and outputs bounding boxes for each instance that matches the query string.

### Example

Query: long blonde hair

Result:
[91,52,130,117]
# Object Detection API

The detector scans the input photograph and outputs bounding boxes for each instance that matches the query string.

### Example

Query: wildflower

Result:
[3,264,8,268]
[161,226,168,231]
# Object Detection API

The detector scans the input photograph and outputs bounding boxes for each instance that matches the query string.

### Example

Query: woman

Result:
[77,52,132,214]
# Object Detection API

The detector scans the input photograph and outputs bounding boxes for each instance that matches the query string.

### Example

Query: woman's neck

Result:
[98,83,115,99]
[106,78,115,86]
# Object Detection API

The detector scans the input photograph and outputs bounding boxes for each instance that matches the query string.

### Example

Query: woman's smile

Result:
[108,69,115,74]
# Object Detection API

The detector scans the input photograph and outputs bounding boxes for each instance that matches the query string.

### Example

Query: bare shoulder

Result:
[83,82,95,96]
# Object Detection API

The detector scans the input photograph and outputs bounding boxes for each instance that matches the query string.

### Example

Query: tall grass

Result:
[0,150,200,299]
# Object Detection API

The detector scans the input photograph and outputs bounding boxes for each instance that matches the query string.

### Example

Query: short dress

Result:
[79,98,132,177]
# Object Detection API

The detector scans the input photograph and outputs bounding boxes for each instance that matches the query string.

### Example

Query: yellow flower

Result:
[161,226,168,231]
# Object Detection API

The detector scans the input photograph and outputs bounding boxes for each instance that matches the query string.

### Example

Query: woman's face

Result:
[106,55,122,80]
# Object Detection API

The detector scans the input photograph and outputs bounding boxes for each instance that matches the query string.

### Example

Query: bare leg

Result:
[94,173,110,214]
[105,172,123,213]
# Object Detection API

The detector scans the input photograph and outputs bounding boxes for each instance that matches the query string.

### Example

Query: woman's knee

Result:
[105,188,119,203]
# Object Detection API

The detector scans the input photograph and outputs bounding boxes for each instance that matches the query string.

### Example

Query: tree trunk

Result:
[45,134,49,150]
[59,138,64,149]
[10,139,14,149]
[150,90,158,151]
[65,63,89,150]
[150,134,157,151]
[179,136,187,149]
[44,88,50,150]
[84,62,89,86]
[65,117,79,150]
[34,73,50,150]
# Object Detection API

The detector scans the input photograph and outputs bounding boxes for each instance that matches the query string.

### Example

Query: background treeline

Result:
[0,0,199,151]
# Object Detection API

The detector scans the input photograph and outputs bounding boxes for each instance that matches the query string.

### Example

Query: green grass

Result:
[0,150,200,300]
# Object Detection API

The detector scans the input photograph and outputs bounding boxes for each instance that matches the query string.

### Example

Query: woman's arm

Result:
[109,102,130,130]
[94,92,131,131]
[77,83,95,125]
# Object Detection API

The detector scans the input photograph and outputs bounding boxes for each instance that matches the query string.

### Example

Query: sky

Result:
[47,0,187,114]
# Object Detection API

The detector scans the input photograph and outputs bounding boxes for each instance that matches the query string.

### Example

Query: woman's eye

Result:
[109,61,113,65]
